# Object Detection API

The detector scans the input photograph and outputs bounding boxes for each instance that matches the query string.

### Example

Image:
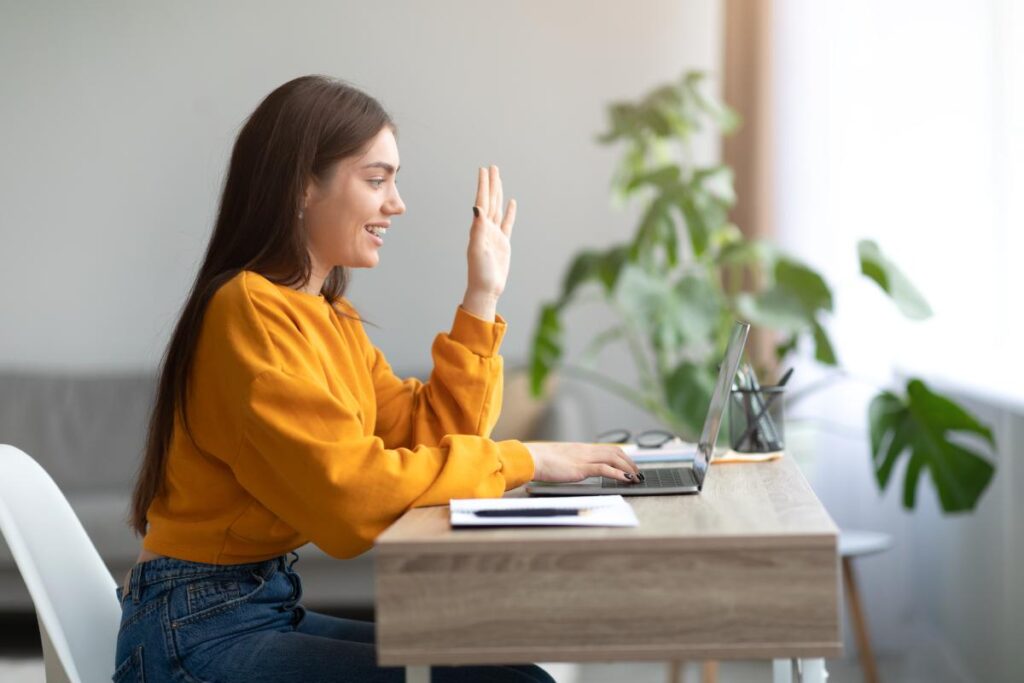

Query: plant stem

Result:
[609,301,661,395]
[561,363,656,414]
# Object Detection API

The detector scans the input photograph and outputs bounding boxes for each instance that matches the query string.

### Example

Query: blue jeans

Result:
[113,552,554,682]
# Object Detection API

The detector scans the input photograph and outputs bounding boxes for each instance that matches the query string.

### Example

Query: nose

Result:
[385,186,406,216]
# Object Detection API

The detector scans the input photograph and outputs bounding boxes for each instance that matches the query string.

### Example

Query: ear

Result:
[303,177,317,208]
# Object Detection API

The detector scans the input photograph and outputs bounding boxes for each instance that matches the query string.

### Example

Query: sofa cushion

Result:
[0,371,154,493]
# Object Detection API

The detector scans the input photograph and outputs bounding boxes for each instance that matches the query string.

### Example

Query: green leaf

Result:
[625,164,681,193]
[692,166,736,207]
[734,290,810,335]
[560,251,603,304]
[775,258,833,314]
[630,198,674,265]
[663,361,717,440]
[685,71,741,134]
[868,392,909,489]
[559,247,629,305]
[867,379,996,512]
[529,303,564,396]
[775,335,799,361]
[905,380,995,450]
[903,452,927,509]
[716,237,774,269]
[858,240,933,320]
[597,246,629,292]
[675,274,722,345]
[811,319,838,366]
[679,194,710,258]
[614,264,688,355]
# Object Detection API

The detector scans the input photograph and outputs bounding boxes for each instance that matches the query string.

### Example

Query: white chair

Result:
[0,444,121,683]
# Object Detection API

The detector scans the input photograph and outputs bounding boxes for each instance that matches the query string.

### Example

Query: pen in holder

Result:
[728,385,786,453]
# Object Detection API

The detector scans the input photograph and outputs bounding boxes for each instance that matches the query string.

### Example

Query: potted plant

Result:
[528,71,995,512]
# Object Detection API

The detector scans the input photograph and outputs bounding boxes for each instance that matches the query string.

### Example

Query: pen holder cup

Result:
[728,387,785,453]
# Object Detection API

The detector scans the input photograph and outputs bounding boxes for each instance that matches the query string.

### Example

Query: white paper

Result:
[618,439,696,463]
[450,495,638,528]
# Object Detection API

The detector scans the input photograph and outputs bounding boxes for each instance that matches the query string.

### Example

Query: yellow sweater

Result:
[142,271,534,564]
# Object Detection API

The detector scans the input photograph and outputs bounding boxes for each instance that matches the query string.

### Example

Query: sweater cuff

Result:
[449,306,507,358]
[496,440,535,490]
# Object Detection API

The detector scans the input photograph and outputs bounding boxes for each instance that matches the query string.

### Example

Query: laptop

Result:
[526,320,750,496]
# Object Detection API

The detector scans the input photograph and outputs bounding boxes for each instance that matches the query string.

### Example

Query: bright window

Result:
[774,0,1022,403]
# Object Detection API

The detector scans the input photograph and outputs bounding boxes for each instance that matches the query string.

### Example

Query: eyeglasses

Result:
[594,428,676,449]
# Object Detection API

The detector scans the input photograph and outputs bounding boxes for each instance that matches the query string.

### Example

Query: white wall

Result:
[0,1,721,440]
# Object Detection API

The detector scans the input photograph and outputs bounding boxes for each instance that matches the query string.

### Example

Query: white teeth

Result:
[365,225,388,238]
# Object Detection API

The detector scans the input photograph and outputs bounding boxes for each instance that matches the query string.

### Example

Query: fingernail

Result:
[472,206,480,217]
[624,473,634,481]
[637,472,646,482]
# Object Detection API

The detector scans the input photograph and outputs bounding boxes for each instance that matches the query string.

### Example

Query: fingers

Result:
[493,167,503,223]
[580,444,640,482]
[489,166,500,222]
[592,463,634,482]
[608,447,642,479]
[475,167,489,217]
[501,199,517,237]
[476,165,511,229]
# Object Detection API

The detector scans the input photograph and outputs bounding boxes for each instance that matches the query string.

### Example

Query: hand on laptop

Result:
[523,442,641,483]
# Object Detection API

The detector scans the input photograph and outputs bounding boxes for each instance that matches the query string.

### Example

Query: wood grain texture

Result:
[375,457,841,665]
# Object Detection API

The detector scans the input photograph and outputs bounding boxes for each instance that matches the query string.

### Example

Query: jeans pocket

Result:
[111,644,144,682]
[170,570,267,628]
[186,578,241,616]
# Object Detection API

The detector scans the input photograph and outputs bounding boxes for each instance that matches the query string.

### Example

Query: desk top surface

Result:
[376,455,837,554]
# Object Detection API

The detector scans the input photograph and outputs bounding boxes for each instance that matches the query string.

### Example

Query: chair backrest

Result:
[0,444,121,683]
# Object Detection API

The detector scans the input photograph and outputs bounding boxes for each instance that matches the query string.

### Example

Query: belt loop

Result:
[129,563,143,605]
[287,550,299,570]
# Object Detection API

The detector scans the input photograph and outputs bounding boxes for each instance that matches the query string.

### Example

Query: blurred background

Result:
[1,1,1021,681]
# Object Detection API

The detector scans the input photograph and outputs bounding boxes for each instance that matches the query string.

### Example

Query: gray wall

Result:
[0,1,721,441]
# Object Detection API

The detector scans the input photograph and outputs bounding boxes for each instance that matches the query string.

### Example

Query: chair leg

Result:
[666,660,717,683]
[37,615,71,683]
[842,556,880,683]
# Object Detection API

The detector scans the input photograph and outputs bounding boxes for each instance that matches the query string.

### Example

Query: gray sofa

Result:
[0,368,558,613]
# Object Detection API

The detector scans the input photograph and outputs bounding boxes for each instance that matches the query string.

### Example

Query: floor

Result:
[0,655,970,683]
[0,613,968,683]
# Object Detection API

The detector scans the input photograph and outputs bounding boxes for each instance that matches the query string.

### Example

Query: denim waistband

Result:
[125,551,299,603]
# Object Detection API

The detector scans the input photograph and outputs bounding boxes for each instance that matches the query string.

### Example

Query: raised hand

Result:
[462,165,517,321]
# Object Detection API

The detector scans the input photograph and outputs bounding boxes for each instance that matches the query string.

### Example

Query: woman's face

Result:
[303,126,405,271]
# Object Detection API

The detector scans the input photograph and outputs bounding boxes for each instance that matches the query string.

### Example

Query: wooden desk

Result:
[375,457,841,682]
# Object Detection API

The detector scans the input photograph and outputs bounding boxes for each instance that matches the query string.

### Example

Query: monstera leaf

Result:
[869,379,995,511]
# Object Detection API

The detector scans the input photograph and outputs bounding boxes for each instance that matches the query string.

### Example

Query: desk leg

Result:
[772,659,794,683]
[797,659,827,682]
[406,665,430,683]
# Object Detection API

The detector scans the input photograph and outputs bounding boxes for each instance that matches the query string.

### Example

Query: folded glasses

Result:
[594,428,676,449]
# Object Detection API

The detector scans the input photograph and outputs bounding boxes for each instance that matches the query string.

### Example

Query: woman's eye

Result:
[368,178,385,188]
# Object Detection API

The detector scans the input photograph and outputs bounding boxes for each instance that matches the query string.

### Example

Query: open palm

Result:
[467,165,517,299]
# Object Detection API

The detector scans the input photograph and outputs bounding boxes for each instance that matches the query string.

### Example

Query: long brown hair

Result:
[129,75,394,536]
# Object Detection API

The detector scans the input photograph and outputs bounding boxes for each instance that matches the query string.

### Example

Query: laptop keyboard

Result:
[601,467,697,489]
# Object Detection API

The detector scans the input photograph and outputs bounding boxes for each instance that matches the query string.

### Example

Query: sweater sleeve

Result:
[371,306,509,449]
[229,366,534,559]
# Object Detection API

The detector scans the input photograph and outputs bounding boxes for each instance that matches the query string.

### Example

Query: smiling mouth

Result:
[365,225,388,239]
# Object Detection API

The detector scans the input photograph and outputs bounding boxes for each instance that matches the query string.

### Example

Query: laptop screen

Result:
[692,321,750,485]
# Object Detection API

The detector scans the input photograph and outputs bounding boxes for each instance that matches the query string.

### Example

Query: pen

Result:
[471,508,593,518]
[735,367,794,451]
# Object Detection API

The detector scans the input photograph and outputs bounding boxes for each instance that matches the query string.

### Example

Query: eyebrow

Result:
[361,162,400,174]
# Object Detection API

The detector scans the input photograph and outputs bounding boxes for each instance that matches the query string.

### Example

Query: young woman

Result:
[112,75,639,682]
